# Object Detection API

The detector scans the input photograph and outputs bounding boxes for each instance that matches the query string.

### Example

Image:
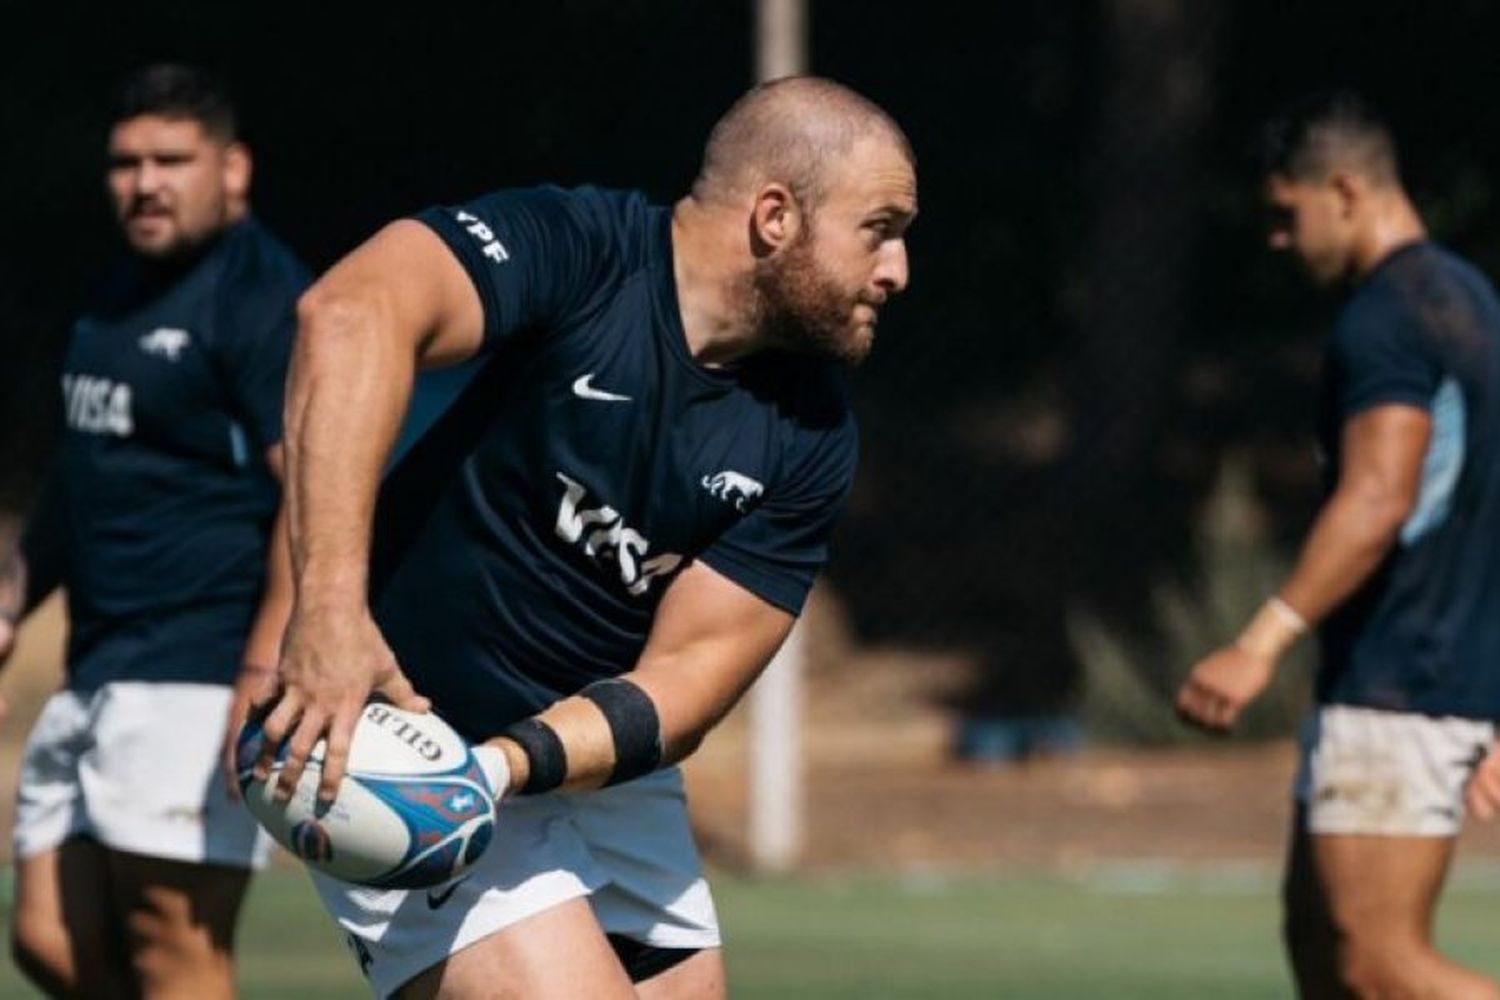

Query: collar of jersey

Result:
[652,207,739,391]
[1363,237,1435,287]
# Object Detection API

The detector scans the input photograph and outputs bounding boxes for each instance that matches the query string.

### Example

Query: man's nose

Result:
[875,240,909,294]
[135,160,165,196]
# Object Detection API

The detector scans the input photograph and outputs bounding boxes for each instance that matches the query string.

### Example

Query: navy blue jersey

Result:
[372,186,857,741]
[1316,241,1500,719]
[42,217,310,689]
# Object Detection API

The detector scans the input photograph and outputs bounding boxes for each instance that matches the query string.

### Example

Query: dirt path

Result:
[8,599,1500,872]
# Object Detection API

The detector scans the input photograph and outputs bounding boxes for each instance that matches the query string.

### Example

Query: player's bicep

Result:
[1336,403,1433,516]
[626,560,794,755]
[305,220,486,369]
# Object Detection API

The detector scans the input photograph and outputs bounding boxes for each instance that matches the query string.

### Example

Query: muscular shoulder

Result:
[1342,250,1500,393]
[446,185,656,272]
[416,185,661,341]
[1333,261,1422,361]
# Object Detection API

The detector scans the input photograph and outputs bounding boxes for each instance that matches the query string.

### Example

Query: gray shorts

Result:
[1294,704,1494,837]
[308,766,720,998]
[13,682,270,867]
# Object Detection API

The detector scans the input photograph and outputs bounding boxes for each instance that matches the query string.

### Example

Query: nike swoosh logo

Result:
[426,877,469,910]
[572,374,631,402]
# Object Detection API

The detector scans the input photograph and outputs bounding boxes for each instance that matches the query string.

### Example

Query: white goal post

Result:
[747,0,809,874]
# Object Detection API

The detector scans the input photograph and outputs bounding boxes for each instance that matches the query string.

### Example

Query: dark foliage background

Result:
[5,0,1498,727]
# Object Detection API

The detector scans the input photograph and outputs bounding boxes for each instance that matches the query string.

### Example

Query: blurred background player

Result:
[1176,91,1500,999]
[0,64,307,998]
[241,76,914,998]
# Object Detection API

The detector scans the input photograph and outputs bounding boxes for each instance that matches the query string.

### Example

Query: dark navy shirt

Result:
[40,217,309,690]
[372,186,857,741]
[1317,241,1500,719]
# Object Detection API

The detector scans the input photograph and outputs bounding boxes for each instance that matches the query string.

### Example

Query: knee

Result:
[123,907,192,976]
[122,905,233,999]
[1335,942,1381,998]
[11,911,77,994]
[1335,938,1416,999]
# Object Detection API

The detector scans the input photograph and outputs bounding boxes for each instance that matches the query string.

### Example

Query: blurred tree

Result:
[1061,0,1225,610]
[7,1,1500,741]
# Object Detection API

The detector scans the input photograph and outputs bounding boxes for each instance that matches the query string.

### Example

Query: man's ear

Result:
[223,141,253,207]
[750,183,802,255]
[1329,170,1362,220]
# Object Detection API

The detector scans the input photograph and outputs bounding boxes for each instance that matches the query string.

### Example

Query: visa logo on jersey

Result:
[61,374,133,437]
[554,472,683,596]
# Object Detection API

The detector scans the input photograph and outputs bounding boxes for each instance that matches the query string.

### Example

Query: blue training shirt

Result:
[42,217,310,690]
[371,186,858,742]
[1317,241,1500,720]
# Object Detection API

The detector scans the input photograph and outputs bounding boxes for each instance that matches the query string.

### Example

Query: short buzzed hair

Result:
[1257,89,1399,186]
[692,76,913,209]
[110,63,238,141]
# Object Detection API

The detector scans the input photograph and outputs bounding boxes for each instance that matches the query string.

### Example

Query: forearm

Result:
[1280,487,1407,624]
[1245,486,1407,663]
[487,659,755,796]
[489,692,625,795]
[485,566,792,796]
[284,291,415,611]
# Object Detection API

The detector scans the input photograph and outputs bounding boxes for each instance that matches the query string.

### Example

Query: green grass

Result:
[2,863,1498,997]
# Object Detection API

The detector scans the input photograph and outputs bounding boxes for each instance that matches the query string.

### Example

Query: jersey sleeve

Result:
[209,234,311,451]
[1331,295,1444,418]
[698,414,859,616]
[412,186,620,350]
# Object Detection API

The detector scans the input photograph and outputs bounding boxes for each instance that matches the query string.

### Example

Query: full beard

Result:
[121,190,231,261]
[751,235,873,365]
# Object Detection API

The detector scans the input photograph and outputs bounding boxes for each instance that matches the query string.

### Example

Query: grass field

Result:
[3,610,1499,995]
[2,862,1498,998]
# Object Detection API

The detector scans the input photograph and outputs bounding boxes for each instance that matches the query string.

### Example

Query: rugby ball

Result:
[235,702,498,889]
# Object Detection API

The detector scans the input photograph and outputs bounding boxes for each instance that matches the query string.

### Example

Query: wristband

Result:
[500,718,568,795]
[580,678,663,786]
[1265,596,1308,634]
[1236,595,1308,660]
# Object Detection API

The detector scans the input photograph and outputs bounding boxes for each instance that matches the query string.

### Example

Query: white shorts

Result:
[12,682,271,868]
[1294,704,1494,837]
[310,766,720,998]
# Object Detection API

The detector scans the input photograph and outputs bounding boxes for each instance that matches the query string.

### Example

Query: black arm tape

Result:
[500,718,568,795]
[580,678,663,786]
